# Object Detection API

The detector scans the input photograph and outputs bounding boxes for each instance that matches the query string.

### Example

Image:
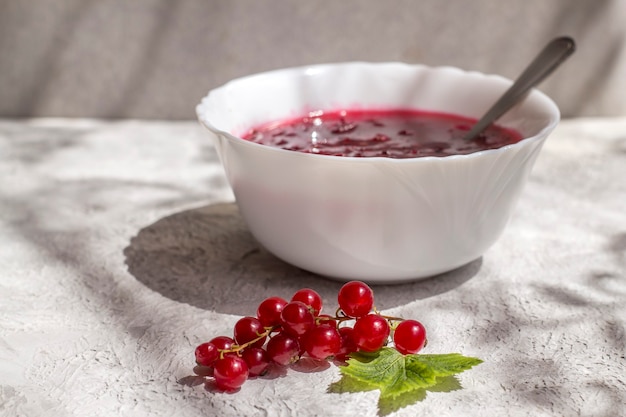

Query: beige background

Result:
[1,0,625,120]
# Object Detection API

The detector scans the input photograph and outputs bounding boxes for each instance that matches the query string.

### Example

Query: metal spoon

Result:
[464,36,576,141]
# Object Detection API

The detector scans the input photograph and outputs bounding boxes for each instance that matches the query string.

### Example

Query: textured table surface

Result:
[1,117,625,417]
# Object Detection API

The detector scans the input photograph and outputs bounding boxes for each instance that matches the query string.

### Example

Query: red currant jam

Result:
[242,109,523,158]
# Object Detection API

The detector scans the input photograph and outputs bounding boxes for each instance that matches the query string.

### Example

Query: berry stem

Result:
[333,308,359,323]
[334,307,405,326]
[372,306,405,323]
[220,326,277,357]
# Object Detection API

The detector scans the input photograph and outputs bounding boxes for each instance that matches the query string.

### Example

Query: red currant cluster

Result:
[193,281,427,391]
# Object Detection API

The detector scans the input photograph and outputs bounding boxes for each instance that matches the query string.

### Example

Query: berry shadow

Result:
[124,202,480,315]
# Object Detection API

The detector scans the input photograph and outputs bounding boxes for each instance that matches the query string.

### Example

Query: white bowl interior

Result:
[198,62,559,143]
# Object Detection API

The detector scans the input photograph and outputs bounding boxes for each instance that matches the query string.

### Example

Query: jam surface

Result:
[242,109,523,158]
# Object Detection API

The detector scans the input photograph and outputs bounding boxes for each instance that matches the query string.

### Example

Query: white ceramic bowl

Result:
[196,62,559,283]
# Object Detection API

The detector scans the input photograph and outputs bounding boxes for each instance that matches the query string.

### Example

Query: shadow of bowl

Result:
[124,203,480,315]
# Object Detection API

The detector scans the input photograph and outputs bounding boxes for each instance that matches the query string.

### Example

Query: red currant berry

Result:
[234,316,266,348]
[353,314,390,352]
[393,319,427,355]
[280,301,315,337]
[257,296,288,327]
[209,336,234,351]
[336,326,358,360]
[195,342,219,367]
[242,347,270,377]
[302,325,341,360]
[266,332,300,366]
[209,336,235,353]
[213,355,248,391]
[338,281,374,318]
[291,288,323,315]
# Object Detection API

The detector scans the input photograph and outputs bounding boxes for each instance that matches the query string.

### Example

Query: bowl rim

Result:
[196,61,561,163]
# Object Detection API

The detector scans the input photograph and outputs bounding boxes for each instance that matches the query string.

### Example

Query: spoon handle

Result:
[464,36,576,141]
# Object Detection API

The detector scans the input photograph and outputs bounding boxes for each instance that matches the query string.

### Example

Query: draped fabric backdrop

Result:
[1,0,625,120]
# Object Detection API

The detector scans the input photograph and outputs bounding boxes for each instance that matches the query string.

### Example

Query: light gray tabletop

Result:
[0,117,624,416]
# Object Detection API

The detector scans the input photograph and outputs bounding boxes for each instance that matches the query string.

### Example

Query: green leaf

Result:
[333,348,482,415]
[413,353,484,378]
